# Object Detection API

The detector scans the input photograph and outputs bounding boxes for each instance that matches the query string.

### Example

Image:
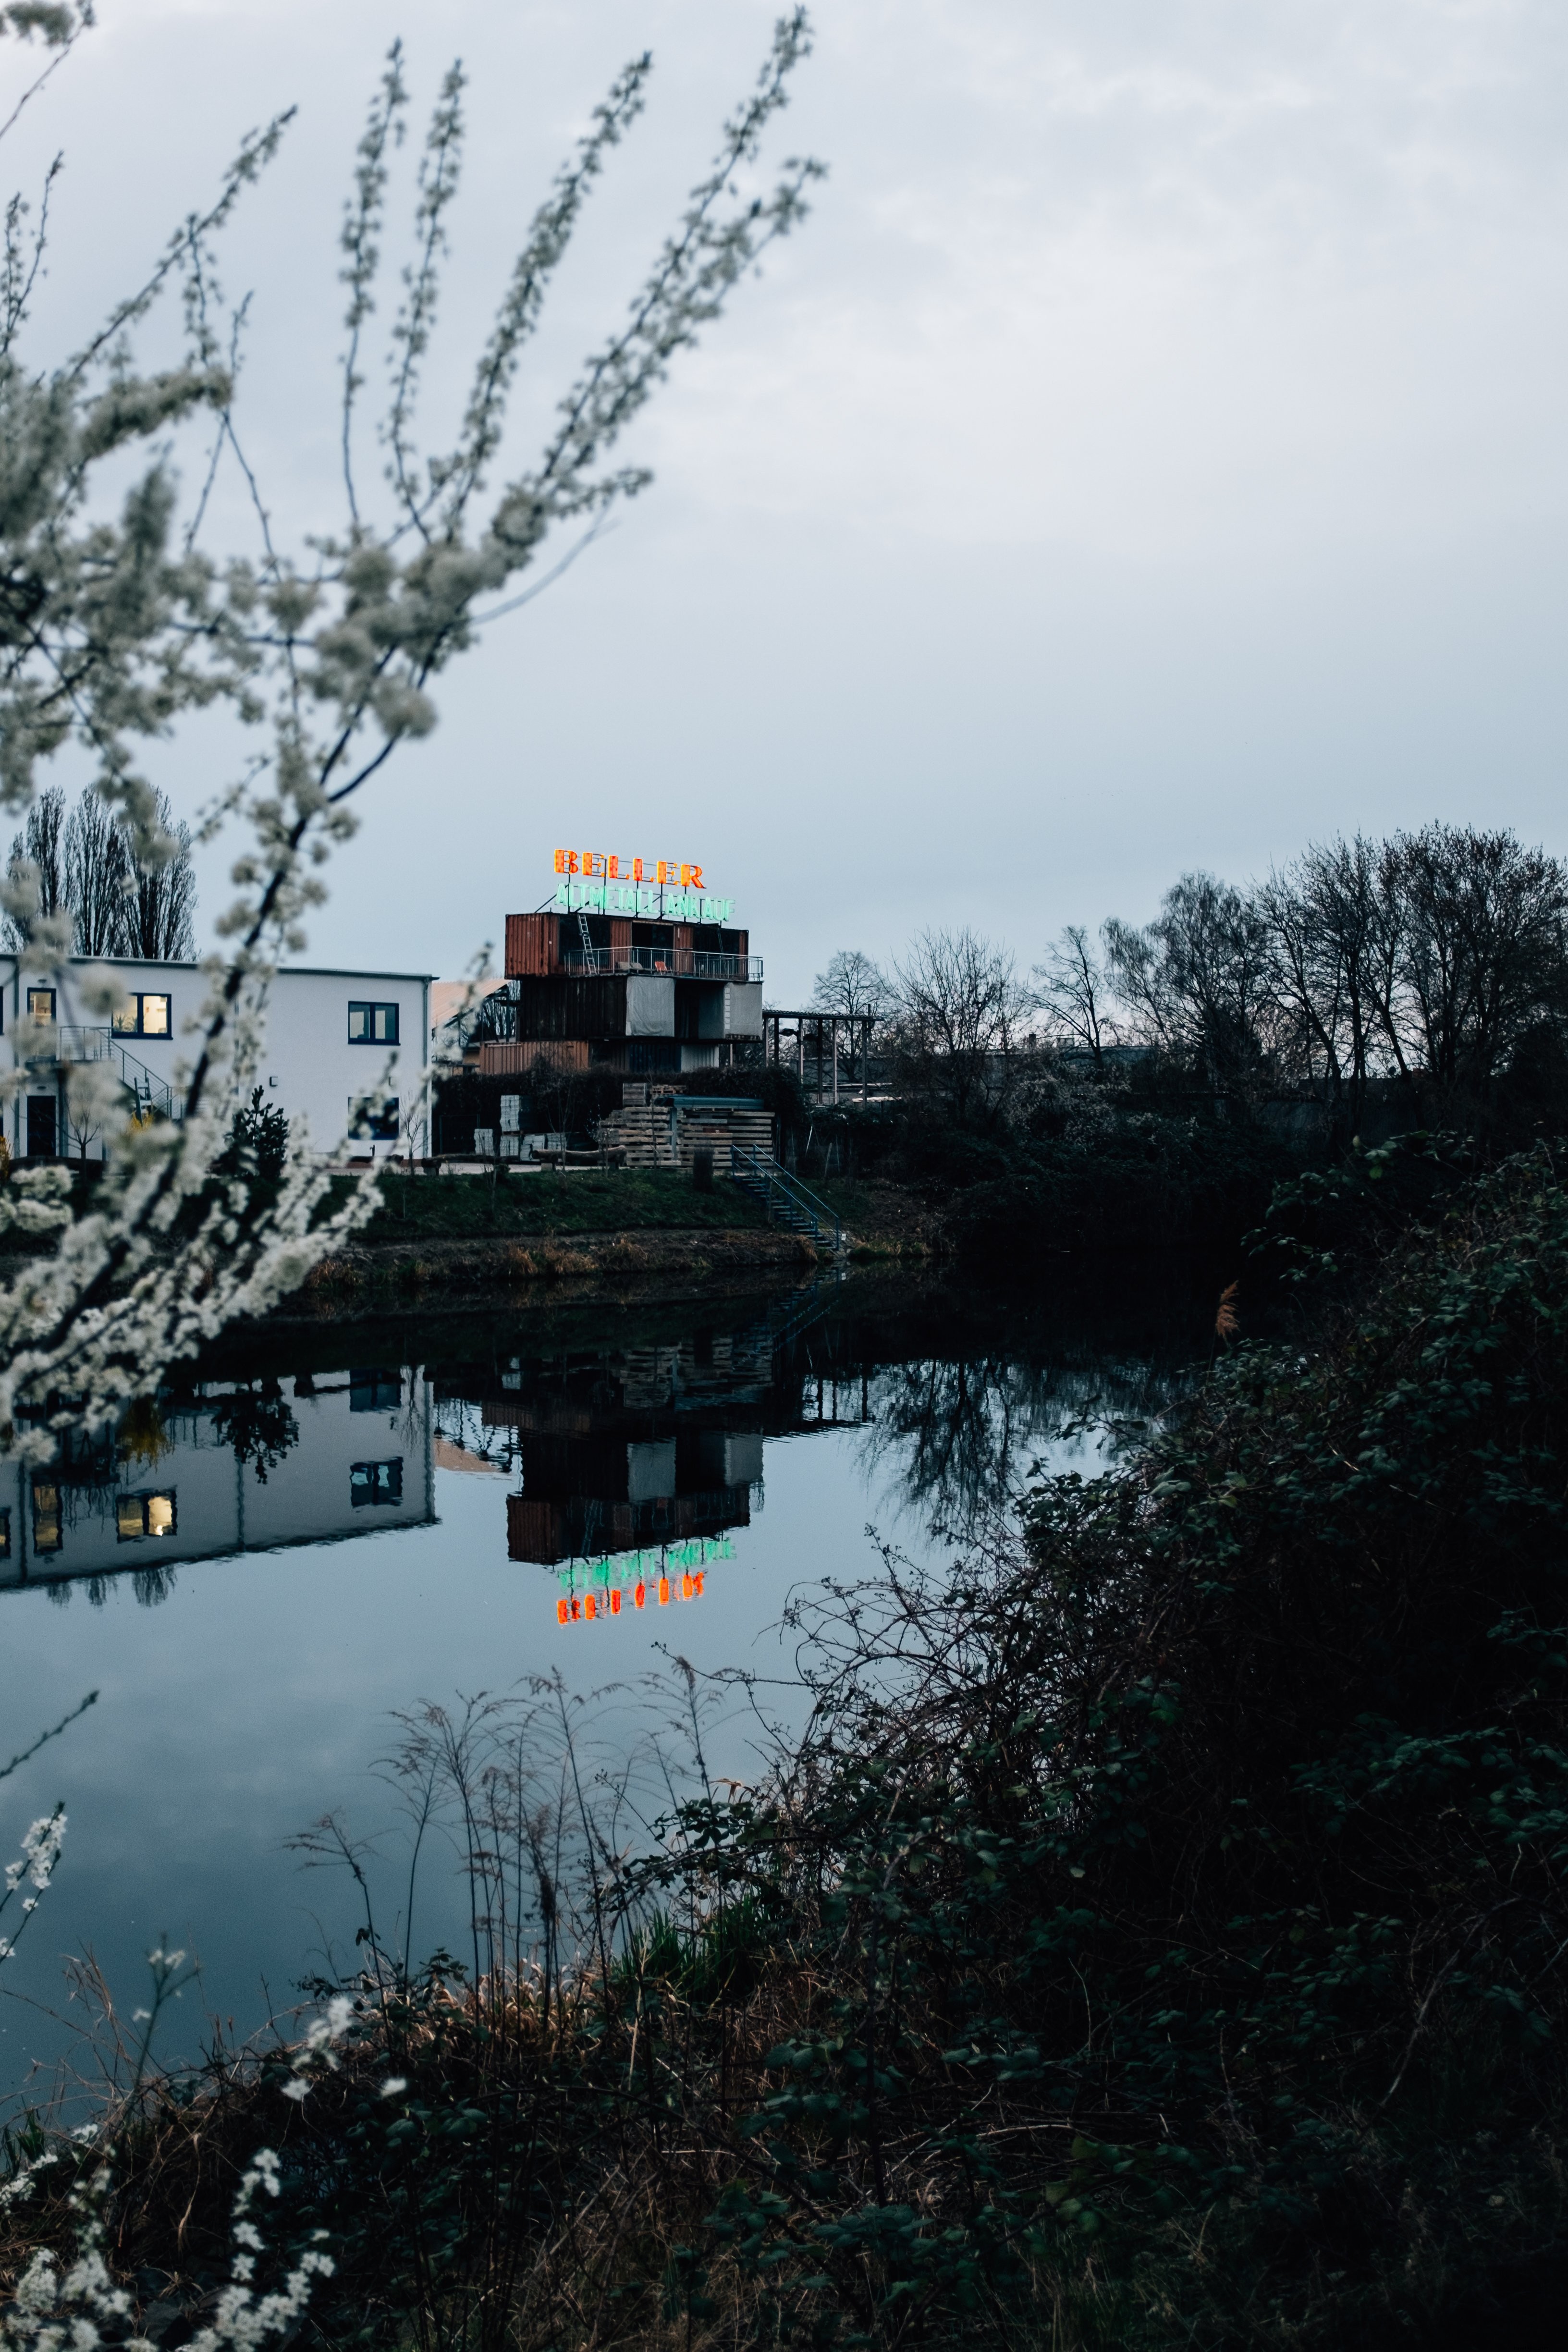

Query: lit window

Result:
[350,1459,404,1507]
[348,1001,400,1044]
[31,1482,61,1554]
[113,994,172,1038]
[0,1509,10,1559]
[26,988,54,1025]
[116,1491,177,1542]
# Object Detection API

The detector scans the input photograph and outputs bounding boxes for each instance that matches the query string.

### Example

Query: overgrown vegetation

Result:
[6,1150,1568,2347]
[798,822,1568,1260]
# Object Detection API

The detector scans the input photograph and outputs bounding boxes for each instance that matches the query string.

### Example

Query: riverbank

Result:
[274,1169,942,1316]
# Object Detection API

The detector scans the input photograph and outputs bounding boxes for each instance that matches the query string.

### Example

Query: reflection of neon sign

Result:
[554,1536,733,1626]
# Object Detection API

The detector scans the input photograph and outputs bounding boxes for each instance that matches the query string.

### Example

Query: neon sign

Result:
[555,851,707,888]
[551,850,734,927]
[553,1536,732,1625]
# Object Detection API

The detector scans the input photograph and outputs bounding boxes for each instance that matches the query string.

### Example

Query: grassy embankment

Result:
[6,1148,1568,2348]
[282,1169,936,1313]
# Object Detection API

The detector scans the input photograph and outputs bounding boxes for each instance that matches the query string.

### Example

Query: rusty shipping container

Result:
[478,1039,589,1076]
[505,912,560,977]
[509,974,630,1039]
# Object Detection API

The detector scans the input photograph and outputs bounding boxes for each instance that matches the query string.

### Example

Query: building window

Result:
[348,1001,399,1044]
[348,1097,400,1141]
[351,1459,404,1508]
[31,1482,61,1555]
[0,1508,10,1559]
[113,994,172,1038]
[26,988,55,1024]
[350,1369,400,1414]
[117,1491,176,1542]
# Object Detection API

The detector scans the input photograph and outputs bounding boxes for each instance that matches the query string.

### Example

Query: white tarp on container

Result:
[723,981,764,1038]
[625,974,675,1036]
[626,1439,677,1503]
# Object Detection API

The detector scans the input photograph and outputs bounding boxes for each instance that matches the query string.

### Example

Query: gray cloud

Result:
[3,0,1563,997]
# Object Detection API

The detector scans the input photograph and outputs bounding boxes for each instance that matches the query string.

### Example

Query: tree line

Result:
[1,783,197,961]
[812,824,1568,1133]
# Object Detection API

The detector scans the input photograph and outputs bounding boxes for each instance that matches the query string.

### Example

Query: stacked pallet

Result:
[673,1105,772,1173]
[594,1089,772,1175]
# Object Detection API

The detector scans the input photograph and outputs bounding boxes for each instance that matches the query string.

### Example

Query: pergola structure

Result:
[762,1009,877,1104]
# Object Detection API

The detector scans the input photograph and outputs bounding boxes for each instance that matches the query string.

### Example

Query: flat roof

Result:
[0,956,438,983]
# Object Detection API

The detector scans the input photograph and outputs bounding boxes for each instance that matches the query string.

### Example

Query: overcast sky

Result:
[4,0,1565,998]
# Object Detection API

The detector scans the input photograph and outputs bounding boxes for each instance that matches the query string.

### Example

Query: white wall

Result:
[1,959,433,1162]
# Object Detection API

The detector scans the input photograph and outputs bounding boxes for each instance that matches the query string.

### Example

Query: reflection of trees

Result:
[208,1382,299,1482]
[859,1350,1180,1540]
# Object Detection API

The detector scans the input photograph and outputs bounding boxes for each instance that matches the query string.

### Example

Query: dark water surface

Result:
[0,1264,1214,2095]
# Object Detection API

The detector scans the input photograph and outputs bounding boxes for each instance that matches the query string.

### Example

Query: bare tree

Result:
[812,949,893,1023]
[892,927,1030,1127]
[1390,826,1568,1093]
[1033,925,1116,1069]
[1259,836,1384,1131]
[1106,873,1276,1095]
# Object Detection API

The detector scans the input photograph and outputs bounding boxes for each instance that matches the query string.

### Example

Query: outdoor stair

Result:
[730,1146,843,1252]
[57,1025,185,1122]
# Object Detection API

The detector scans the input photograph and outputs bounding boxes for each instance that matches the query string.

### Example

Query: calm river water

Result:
[0,1265,1213,2095]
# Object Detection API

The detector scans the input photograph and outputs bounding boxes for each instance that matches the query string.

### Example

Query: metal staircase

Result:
[57,1026,186,1122]
[730,1145,843,1252]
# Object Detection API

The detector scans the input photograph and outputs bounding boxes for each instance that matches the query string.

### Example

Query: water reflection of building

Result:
[431,1292,871,1624]
[0,1370,434,1598]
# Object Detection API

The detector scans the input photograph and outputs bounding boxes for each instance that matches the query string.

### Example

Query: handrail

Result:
[731,1144,842,1252]
[562,950,762,981]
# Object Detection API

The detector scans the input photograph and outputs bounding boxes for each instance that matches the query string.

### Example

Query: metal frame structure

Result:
[762,1009,877,1104]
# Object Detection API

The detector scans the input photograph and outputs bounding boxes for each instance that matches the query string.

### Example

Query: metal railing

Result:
[562,949,761,981]
[730,1145,843,1252]
[56,1025,186,1122]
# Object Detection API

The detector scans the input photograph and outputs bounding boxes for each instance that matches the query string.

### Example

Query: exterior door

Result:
[26,1096,56,1159]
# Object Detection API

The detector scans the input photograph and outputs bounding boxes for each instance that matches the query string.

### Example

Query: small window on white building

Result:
[348,1001,400,1044]
[348,1097,400,1141]
[351,1459,403,1508]
[26,988,55,1025]
[113,994,172,1038]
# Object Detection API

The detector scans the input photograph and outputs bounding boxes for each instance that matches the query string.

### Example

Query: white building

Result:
[0,957,433,1162]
